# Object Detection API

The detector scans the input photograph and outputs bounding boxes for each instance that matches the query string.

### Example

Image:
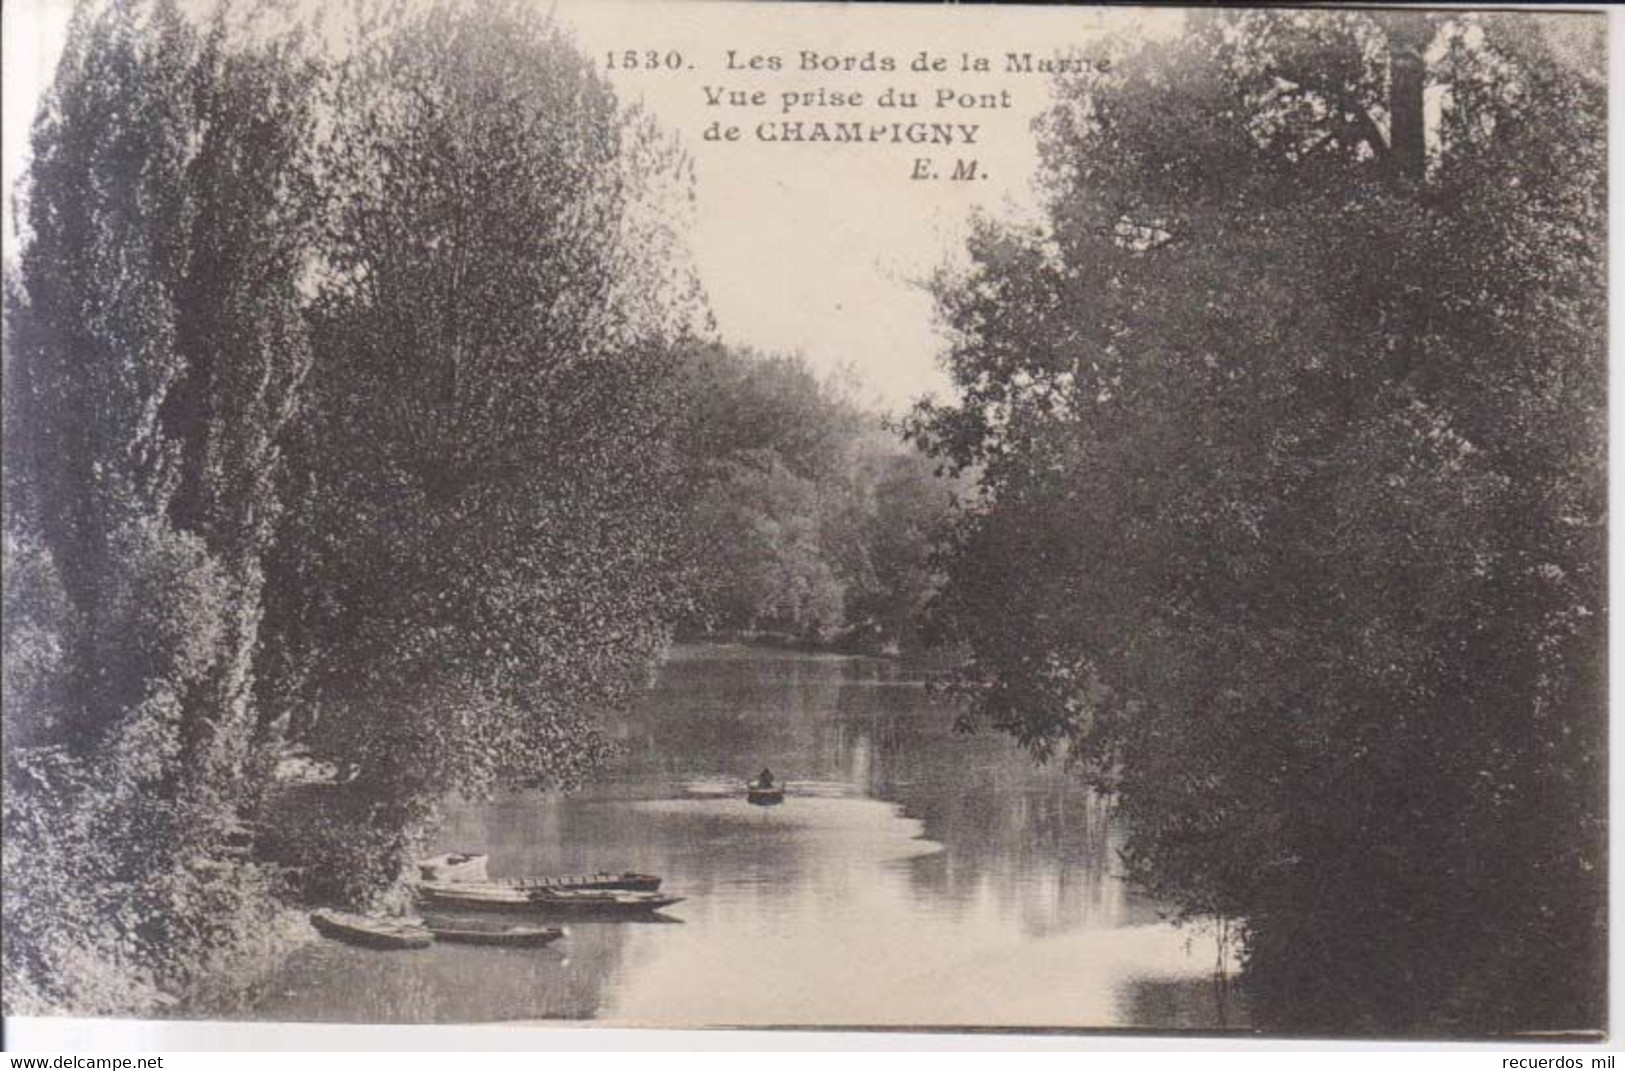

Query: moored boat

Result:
[413,883,535,907]
[415,882,682,915]
[310,910,434,950]
[421,918,566,946]
[477,871,661,893]
[525,888,686,916]
[415,851,489,883]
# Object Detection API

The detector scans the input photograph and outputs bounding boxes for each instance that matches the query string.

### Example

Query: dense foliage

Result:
[251,0,708,898]
[907,10,1605,1035]
[2,0,318,1012]
[5,0,1601,1036]
[2,0,706,1012]
[677,343,955,649]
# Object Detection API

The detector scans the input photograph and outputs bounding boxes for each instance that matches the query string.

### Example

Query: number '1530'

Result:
[605,50,686,71]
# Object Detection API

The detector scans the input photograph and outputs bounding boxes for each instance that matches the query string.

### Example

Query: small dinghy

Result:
[422,918,565,947]
[415,852,489,883]
[310,910,434,950]
[747,767,785,805]
[746,779,785,805]
[416,882,682,916]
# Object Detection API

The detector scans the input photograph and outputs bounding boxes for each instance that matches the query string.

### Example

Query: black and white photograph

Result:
[0,0,1608,1045]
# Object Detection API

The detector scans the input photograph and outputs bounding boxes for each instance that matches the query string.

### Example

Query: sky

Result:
[0,1,1174,411]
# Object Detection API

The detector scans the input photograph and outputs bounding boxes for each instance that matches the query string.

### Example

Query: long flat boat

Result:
[415,882,682,916]
[413,883,536,907]
[524,889,686,916]
[310,910,434,950]
[421,918,565,947]
[475,871,661,893]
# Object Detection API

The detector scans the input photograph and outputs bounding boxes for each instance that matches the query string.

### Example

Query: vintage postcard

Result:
[0,0,1607,1046]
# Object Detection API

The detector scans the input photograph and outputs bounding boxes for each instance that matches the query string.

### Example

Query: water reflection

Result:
[247,645,1241,1029]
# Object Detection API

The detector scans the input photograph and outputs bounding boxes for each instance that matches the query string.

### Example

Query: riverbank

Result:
[165,907,318,1021]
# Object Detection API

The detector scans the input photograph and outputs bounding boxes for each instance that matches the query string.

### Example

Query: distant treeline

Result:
[1,0,949,1016]
[675,343,954,651]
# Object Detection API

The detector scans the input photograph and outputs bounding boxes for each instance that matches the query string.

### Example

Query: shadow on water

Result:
[245,644,1245,1028]
[237,925,613,1023]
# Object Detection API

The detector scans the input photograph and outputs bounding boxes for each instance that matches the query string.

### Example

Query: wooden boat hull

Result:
[422,920,565,946]
[415,884,683,916]
[524,891,686,917]
[523,890,682,916]
[746,784,785,805]
[310,910,434,950]
[477,872,661,893]
[414,885,538,909]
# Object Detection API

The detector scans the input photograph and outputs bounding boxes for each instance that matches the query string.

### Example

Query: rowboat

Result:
[415,882,683,916]
[475,872,661,893]
[746,779,785,805]
[421,918,566,947]
[309,910,434,950]
[415,852,489,883]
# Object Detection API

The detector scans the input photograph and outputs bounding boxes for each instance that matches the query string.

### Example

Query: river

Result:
[248,644,1244,1030]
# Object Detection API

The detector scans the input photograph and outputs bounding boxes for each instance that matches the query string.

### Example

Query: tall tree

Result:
[256,0,707,886]
[163,10,319,791]
[3,0,319,1011]
[909,10,1603,1034]
[6,0,200,742]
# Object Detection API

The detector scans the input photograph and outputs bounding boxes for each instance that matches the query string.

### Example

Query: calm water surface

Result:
[250,645,1243,1029]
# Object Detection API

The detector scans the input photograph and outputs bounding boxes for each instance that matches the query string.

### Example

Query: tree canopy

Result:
[675,343,955,647]
[908,9,1604,1034]
[2,0,711,1010]
[261,0,705,803]
[4,0,320,1011]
